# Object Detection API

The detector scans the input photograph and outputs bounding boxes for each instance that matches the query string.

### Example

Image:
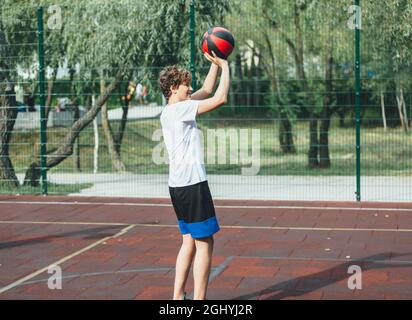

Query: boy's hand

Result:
[204,51,228,68]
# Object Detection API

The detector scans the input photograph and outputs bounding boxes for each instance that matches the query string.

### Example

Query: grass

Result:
[0,183,93,196]
[7,116,412,177]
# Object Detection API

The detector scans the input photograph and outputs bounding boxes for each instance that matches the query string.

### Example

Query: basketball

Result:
[201,27,235,60]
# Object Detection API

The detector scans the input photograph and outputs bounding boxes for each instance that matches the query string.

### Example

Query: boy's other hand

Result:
[204,51,228,68]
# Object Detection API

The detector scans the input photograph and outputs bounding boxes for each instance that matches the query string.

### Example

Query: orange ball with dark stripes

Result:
[201,27,235,60]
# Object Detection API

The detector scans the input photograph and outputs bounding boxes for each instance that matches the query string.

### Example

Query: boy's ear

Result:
[170,85,178,94]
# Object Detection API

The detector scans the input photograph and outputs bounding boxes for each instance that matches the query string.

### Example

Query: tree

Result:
[23,0,148,183]
[251,0,317,162]
[0,0,39,188]
[0,20,19,188]
[1,0,232,187]
[307,0,352,168]
[365,0,412,132]
[229,0,297,153]
[23,72,123,186]
[258,0,353,168]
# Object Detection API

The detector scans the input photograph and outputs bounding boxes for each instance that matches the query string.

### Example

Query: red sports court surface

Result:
[0,195,412,300]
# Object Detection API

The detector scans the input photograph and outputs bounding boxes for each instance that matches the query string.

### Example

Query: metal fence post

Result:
[355,0,361,201]
[189,0,197,91]
[37,6,48,195]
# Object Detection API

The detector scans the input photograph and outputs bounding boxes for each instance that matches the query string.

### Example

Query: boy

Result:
[158,51,230,300]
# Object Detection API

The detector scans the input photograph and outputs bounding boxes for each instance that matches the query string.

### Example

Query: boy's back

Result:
[160,99,206,187]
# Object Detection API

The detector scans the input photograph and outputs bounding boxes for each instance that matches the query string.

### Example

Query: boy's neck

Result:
[168,97,188,105]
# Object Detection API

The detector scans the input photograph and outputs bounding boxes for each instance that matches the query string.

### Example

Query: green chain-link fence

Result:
[0,0,410,201]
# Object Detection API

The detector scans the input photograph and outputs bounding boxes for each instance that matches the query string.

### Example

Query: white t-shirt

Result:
[135,83,143,97]
[14,85,24,104]
[160,99,207,187]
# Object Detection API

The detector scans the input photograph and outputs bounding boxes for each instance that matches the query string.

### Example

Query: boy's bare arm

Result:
[190,63,219,100]
[197,57,230,115]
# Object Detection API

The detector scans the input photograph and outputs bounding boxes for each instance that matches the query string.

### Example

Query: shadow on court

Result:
[232,252,412,300]
[0,225,122,250]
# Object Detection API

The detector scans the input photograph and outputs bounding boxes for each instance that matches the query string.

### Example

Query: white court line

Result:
[221,225,412,233]
[1,200,412,212]
[0,220,410,233]
[19,267,173,287]
[209,257,234,282]
[237,255,412,265]
[0,224,136,295]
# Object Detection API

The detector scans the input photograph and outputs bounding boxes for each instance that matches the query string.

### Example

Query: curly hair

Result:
[158,65,192,100]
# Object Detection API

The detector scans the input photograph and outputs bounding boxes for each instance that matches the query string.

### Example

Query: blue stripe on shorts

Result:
[178,216,220,239]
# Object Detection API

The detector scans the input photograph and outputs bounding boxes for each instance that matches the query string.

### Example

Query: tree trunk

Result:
[306,118,321,167]
[293,2,306,83]
[400,88,409,132]
[262,28,296,154]
[114,79,132,154]
[254,58,260,106]
[235,53,244,107]
[100,75,126,172]
[396,84,409,132]
[45,65,58,125]
[246,62,252,107]
[92,95,99,174]
[279,110,296,154]
[338,108,345,128]
[308,119,319,168]
[0,24,19,188]
[73,103,81,171]
[23,72,123,186]
[319,45,333,169]
[0,84,19,188]
[380,90,387,131]
[410,92,412,128]
[271,80,296,154]
[69,68,81,172]
[229,63,236,113]
[292,1,319,167]
[114,106,128,155]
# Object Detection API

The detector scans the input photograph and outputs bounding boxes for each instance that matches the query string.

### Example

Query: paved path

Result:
[31,173,412,202]
[108,105,162,121]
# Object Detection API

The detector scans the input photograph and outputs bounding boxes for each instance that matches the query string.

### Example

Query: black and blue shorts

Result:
[169,180,220,239]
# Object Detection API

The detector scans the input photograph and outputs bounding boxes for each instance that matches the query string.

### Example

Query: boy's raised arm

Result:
[190,63,219,100]
[197,54,230,115]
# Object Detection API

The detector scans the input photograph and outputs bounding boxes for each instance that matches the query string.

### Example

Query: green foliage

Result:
[2,0,411,121]
[143,0,231,87]
[2,3,411,144]
[364,0,412,87]
[0,182,93,195]
[224,0,412,124]
[1,0,230,97]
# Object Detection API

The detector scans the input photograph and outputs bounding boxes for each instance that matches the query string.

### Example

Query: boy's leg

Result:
[193,236,214,300]
[173,234,196,300]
